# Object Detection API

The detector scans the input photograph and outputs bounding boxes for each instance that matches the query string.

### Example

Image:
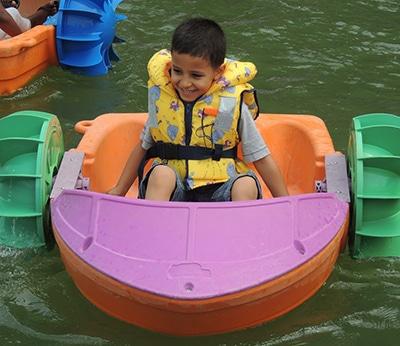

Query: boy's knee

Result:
[148,165,176,188]
[231,176,258,201]
[145,165,177,200]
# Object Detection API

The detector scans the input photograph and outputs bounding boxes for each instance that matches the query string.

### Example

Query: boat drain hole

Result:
[82,237,93,252]
[184,282,194,291]
[294,240,306,255]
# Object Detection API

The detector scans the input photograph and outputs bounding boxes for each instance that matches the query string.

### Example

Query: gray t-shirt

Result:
[140,103,270,163]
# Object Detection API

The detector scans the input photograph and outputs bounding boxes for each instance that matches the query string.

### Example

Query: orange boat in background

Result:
[0,1,57,95]
[0,25,57,95]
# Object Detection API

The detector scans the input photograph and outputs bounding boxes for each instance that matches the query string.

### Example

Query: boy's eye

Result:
[192,73,203,79]
[172,68,182,74]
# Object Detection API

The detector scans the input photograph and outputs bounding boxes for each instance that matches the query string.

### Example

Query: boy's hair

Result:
[171,18,226,69]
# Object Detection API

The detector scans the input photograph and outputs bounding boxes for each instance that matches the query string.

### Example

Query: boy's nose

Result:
[180,78,192,88]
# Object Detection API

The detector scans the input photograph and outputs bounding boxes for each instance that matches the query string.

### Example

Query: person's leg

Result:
[211,172,262,202]
[145,165,176,200]
[231,176,259,201]
[139,164,187,201]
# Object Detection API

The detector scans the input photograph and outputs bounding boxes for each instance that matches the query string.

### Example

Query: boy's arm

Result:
[108,143,147,196]
[0,4,22,36]
[254,155,289,197]
[238,103,288,197]
[28,1,57,27]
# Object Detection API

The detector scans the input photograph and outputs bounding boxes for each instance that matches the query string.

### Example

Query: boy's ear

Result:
[164,61,172,76]
[214,64,225,80]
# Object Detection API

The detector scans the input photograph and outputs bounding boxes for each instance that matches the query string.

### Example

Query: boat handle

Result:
[16,38,37,51]
[75,120,93,134]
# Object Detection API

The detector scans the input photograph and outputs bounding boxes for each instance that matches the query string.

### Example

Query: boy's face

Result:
[171,52,224,102]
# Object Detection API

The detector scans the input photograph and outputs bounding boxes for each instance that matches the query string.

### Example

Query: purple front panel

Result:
[193,201,292,261]
[51,190,348,299]
[96,199,190,261]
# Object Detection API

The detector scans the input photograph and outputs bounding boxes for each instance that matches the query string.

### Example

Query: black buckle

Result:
[157,142,179,160]
[212,144,223,161]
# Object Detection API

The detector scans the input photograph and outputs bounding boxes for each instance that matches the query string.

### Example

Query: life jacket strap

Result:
[138,142,237,183]
[148,142,236,160]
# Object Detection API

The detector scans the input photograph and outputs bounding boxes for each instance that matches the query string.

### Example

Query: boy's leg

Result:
[231,176,259,201]
[211,171,262,202]
[139,164,186,201]
[145,165,176,200]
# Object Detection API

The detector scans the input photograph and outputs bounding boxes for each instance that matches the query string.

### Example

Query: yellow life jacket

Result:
[146,49,259,189]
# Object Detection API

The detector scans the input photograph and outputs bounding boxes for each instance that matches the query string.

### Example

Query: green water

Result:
[1,0,399,344]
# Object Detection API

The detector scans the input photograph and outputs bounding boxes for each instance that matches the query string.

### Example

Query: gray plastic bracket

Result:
[325,153,350,203]
[50,150,88,200]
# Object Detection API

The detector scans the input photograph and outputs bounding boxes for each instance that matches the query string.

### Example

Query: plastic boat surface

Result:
[51,113,350,335]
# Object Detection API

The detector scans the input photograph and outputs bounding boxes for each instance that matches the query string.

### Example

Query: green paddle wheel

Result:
[348,113,400,258]
[0,111,64,248]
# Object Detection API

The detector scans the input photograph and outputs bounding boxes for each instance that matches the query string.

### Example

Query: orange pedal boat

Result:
[0,25,57,95]
[0,1,58,95]
[50,113,350,335]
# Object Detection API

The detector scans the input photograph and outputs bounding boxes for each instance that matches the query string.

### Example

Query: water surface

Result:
[0,1,399,345]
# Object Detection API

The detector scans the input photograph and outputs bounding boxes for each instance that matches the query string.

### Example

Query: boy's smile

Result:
[171,52,224,102]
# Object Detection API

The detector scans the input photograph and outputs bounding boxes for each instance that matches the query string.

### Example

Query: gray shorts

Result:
[139,164,262,202]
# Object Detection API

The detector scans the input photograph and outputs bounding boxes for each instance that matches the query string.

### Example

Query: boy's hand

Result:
[38,1,58,16]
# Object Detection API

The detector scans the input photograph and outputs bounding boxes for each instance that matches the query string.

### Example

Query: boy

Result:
[0,0,58,40]
[109,18,288,201]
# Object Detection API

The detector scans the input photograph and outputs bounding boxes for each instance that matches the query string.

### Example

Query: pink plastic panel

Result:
[51,190,348,299]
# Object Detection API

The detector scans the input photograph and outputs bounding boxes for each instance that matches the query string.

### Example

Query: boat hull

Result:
[54,225,347,335]
[51,190,349,336]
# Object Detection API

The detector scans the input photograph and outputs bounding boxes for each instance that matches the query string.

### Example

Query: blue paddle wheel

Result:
[54,0,126,76]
